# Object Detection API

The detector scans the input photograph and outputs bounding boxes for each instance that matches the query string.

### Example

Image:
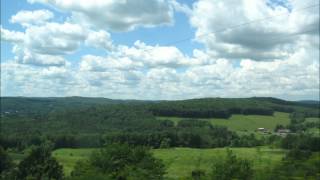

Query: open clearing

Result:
[156,112,290,133]
[52,147,285,179]
[306,117,320,123]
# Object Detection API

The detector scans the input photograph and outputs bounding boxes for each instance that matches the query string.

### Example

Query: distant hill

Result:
[297,100,320,105]
[0,96,146,115]
[1,96,319,117]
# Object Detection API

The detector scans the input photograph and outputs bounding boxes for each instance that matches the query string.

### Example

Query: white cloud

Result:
[10,9,54,27]
[1,26,25,43]
[85,30,113,50]
[1,62,74,96]
[2,46,318,99]
[1,22,88,67]
[12,45,67,67]
[2,20,115,67]
[28,0,174,32]
[190,0,319,61]
[79,55,143,72]
[24,22,87,55]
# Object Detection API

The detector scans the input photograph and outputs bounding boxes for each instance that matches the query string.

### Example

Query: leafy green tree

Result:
[160,138,171,148]
[0,146,13,174]
[191,169,206,180]
[211,149,253,180]
[72,143,165,180]
[0,146,16,180]
[17,144,63,180]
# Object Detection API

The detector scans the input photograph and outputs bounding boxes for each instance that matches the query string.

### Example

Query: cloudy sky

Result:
[1,0,319,100]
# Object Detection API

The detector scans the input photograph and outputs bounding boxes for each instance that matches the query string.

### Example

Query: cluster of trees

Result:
[179,149,254,180]
[69,143,165,180]
[255,148,320,179]
[210,149,253,180]
[0,144,63,180]
[281,134,320,151]
[187,148,319,180]
[286,112,320,133]
[150,104,274,119]
[149,97,319,119]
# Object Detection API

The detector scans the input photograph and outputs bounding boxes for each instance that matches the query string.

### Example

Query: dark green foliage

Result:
[284,148,312,161]
[177,119,212,128]
[191,169,206,180]
[281,133,320,151]
[211,149,253,180]
[257,150,320,180]
[2,97,319,150]
[0,146,13,177]
[274,124,285,132]
[17,144,63,180]
[149,97,319,119]
[71,143,166,180]
[231,134,262,147]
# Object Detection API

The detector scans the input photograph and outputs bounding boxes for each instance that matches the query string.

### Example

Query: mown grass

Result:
[156,112,290,133]
[306,117,320,123]
[52,148,94,176]
[305,117,320,136]
[153,147,285,179]
[51,147,285,179]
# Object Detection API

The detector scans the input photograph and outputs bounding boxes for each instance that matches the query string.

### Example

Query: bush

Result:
[211,149,253,180]
[17,144,63,180]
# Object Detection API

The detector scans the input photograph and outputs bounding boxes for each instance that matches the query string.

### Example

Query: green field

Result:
[156,112,290,133]
[306,117,320,123]
[52,148,93,176]
[52,147,285,179]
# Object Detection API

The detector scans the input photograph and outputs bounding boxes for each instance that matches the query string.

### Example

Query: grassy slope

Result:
[52,147,285,179]
[157,112,290,132]
[306,117,320,123]
[305,117,320,136]
[52,148,93,176]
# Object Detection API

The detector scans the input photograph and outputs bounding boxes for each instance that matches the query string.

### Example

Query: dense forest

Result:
[1,97,319,179]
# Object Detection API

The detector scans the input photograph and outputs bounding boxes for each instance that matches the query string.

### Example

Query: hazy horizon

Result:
[1,95,319,102]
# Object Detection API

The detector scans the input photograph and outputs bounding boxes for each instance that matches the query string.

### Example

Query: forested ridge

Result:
[1,97,319,149]
[1,97,319,179]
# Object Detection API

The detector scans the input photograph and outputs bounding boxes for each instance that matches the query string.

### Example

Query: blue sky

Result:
[1,0,319,100]
[1,0,199,62]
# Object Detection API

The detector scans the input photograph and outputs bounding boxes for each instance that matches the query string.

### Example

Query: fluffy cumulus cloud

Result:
[27,0,174,32]
[1,26,25,43]
[1,9,113,66]
[190,0,319,61]
[24,22,87,55]
[10,9,54,27]
[85,30,113,50]
[1,43,319,99]
[1,0,319,100]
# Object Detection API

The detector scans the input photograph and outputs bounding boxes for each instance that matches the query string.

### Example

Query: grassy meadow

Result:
[305,117,320,123]
[51,147,286,179]
[156,112,291,133]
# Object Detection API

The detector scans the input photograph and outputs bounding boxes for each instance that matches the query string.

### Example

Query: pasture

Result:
[52,147,285,179]
[156,112,290,133]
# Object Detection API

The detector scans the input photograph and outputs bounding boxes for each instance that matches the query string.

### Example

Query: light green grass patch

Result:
[51,147,285,179]
[153,147,285,179]
[156,112,290,133]
[305,117,320,123]
[53,148,94,176]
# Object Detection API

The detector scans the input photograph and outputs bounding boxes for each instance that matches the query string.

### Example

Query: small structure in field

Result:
[277,129,291,136]
[256,128,269,133]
